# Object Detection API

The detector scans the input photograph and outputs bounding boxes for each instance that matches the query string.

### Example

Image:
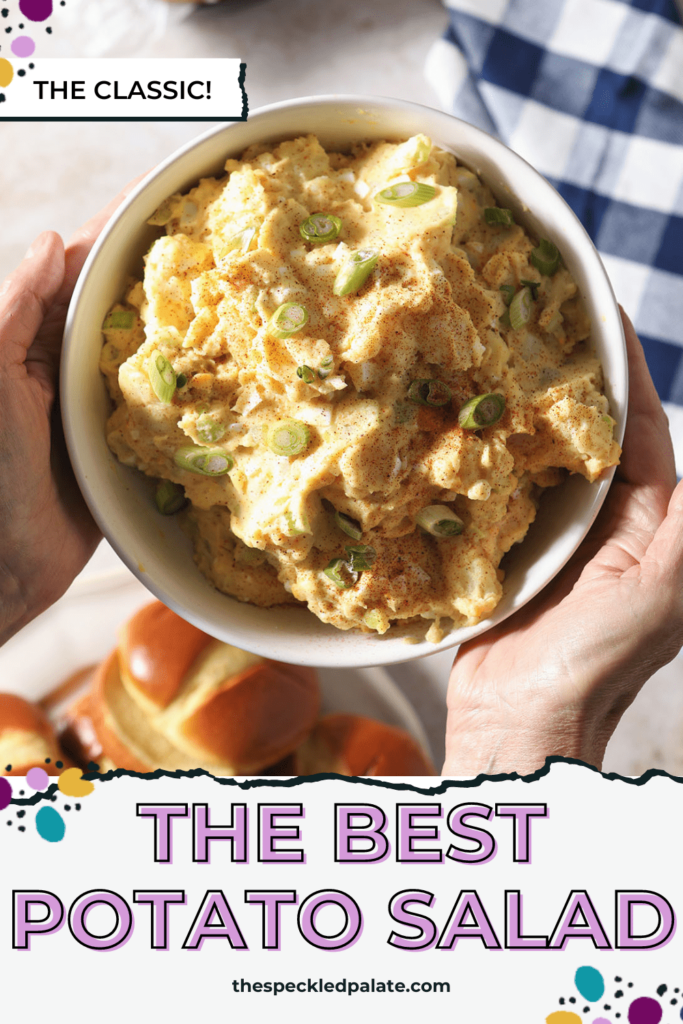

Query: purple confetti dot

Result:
[11,35,34,56]
[628,997,663,1024]
[26,766,49,790]
[0,777,12,810]
[19,0,52,21]
[593,1019,612,1024]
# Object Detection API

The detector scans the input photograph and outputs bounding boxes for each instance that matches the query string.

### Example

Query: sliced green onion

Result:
[174,445,234,476]
[458,393,506,430]
[509,286,533,331]
[155,480,186,515]
[530,238,560,276]
[221,225,256,258]
[375,181,437,207]
[324,558,360,590]
[345,544,376,571]
[269,302,309,339]
[284,509,310,537]
[484,207,515,227]
[363,608,390,633]
[407,378,452,407]
[296,365,315,384]
[335,510,362,541]
[266,419,310,457]
[416,505,464,537]
[299,213,342,244]
[318,355,334,380]
[499,285,516,306]
[196,413,226,444]
[103,309,136,330]
[520,278,540,300]
[148,350,177,404]
[175,373,187,389]
[147,197,177,227]
[333,248,379,297]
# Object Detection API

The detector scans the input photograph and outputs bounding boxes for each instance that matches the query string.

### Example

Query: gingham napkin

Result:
[426,0,683,469]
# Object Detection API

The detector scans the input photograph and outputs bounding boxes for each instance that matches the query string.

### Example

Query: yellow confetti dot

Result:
[58,767,95,798]
[0,59,14,89]
[546,1014,582,1024]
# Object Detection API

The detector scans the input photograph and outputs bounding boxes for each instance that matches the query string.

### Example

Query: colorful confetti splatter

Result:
[26,766,49,790]
[4,759,94,842]
[58,767,94,798]
[35,805,65,842]
[18,0,52,20]
[11,35,35,56]
[548,969,682,1024]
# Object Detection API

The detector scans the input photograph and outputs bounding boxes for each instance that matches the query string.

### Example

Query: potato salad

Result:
[100,134,621,640]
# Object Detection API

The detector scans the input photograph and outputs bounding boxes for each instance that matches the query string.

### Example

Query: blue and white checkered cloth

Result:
[426,0,683,470]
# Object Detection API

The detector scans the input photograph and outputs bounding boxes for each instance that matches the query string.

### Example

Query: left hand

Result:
[0,179,144,646]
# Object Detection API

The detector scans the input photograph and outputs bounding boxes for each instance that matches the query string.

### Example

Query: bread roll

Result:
[73,601,320,775]
[294,714,435,776]
[0,693,67,776]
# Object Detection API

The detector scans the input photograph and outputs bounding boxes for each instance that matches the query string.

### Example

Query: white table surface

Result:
[2,0,681,776]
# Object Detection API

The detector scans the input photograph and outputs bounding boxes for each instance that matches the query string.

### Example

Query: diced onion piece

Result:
[374,181,437,207]
[324,558,360,590]
[335,510,362,540]
[407,378,452,407]
[269,302,309,339]
[363,609,390,634]
[458,393,506,430]
[530,238,560,276]
[102,309,136,330]
[174,445,234,476]
[155,480,186,515]
[284,509,310,537]
[345,544,376,571]
[416,505,464,537]
[333,248,379,297]
[221,225,256,258]
[297,365,315,384]
[266,419,310,457]
[147,350,177,404]
[484,207,515,227]
[196,413,226,444]
[299,213,342,243]
[509,286,533,331]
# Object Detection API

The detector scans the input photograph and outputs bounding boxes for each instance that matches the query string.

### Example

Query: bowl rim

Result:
[62,93,627,668]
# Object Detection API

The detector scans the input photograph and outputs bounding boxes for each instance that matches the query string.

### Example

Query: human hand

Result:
[0,179,145,647]
[443,309,683,776]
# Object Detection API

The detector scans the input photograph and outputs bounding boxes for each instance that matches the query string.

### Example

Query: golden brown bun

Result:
[294,714,435,777]
[70,602,320,775]
[0,693,68,776]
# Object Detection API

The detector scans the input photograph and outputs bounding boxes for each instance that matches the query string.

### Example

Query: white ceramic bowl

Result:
[62,94,627,668]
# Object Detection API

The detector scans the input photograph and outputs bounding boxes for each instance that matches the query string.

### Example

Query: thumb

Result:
[0,231,66,392]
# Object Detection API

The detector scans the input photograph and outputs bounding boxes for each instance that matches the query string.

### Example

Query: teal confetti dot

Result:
[576,967,605,1002]
[35,805,65,842]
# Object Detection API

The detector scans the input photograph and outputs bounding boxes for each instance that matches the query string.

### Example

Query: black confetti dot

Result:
[672,999,678,1006]
[604,1007,611,1012]
[50,795,57,802]
[18,69,25,76]
[56,761,63,769]
[5,764,11,771]
[18,21,23,27]
[18,826,25,832]
[616,1015,621,1020]
[615,977,622,982]
[0,8,7,16]
[569,998,576,1004]
[75,803,81,811]
[583,1007,589,1013]
[64,804,71,812]
[6,820,12,825]
[658,985,667,996]
[17,810,25,819]
[628,983,633,988]
[4,26,11,32]
[29,62,34,68]
[45,26,51,32]
[615,991,624,999]
[44,758,51,764]
[19,790,24,796]
[559,998,565,1005]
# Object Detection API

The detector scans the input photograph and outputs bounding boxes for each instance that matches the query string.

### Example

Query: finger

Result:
[640,476,683,617]
[0,232,65,371]
[617,306,676,498]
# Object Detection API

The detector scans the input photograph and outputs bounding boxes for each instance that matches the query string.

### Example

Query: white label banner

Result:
[0,58,247,120]
[2,761,682,1023]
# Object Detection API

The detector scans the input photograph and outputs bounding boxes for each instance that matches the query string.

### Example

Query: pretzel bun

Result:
[0,694,67,776]
[294,714,435,776]
[77,601,320,774]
